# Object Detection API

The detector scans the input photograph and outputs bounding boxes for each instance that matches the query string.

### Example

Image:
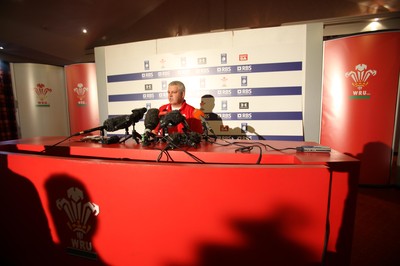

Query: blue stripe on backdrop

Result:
[106,112,302,121]
[107,62,302,83]
[212,112,303,120]
[108,86,302,102]
[214,87,302,97]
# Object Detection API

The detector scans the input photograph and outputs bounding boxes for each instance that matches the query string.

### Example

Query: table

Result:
[0,137,359,266]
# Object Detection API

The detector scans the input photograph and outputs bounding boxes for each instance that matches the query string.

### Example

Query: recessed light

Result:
[82,28,88,34]
[0,46,4,50]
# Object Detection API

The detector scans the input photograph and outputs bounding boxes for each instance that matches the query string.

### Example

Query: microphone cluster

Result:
[143,109,193,147]
[74,106,215,147]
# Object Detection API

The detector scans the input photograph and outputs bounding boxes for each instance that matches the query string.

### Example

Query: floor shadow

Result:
[0,153,56,265]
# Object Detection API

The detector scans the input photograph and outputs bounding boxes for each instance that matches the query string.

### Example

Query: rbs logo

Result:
[237,65,252,72]
[237,113,252,119]
[237,89,252,95]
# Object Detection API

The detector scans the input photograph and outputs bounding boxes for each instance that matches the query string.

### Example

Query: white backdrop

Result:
[95,24,323,141]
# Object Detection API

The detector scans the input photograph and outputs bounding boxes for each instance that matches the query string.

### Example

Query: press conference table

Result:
[0,137,359,266]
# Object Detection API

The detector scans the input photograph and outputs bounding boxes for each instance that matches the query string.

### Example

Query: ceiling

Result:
[1,0,399,67]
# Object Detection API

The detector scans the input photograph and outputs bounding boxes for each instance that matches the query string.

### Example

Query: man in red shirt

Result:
[155,81,203,135]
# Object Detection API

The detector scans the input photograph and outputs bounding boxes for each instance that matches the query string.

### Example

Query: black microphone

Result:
[142,108,160,146]
[131,107,148,123]
[103,107,147,132]
[166,132,202,148]
[103,115,132,131]
[144,108,160,130]
[160,110,184,128]
[102,135,121,144]
[160,110,190,131]
[72,107,147,137]
[186,132,202,147]
[72,125,105,136]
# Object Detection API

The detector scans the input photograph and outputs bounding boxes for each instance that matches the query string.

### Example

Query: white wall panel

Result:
[95,24,323,141]
[11,63,69,138]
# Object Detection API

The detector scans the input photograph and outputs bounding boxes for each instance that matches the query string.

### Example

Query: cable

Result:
[265,144,297,152]
[234,144,263,164]
[156,135,205,163]
[156,147,175,162]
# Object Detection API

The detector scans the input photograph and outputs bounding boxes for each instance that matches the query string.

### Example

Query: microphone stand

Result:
[119,123,141,144]
[142,130,158,146]
[202,121,217,142]
[99,128,107,144]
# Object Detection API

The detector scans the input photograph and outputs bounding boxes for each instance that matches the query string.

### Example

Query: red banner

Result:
[321,32,400,184]
[65,63,100,135]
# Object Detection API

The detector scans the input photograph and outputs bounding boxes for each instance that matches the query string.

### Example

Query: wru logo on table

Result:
[56,187,100,253]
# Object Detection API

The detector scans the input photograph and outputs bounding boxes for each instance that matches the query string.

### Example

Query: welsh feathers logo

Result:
[34,83,52,106]
[57,187,100,258]
[73,83,88,106]
[345,64,377,99]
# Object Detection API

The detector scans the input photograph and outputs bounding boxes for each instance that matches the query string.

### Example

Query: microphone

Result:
[72,115,131,137]
[103,115,132,131]
[144,108,160,130]
[166,132,202,148]
[159,110,189,130]
[193,109,206,122]
[72,125,105,136]
[131,107,148,123]
[104,107,147,132]
[193,109,217,139]
[73,107,147,137]
[102,135,121,144]
[142,108,160,146]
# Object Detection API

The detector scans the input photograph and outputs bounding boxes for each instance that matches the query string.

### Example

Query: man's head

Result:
[168,81,186,108]
[200,94,215,112]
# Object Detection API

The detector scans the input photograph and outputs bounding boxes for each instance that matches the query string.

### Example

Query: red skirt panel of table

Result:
[0,137,359,266]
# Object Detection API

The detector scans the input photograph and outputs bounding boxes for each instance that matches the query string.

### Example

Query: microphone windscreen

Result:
[193,109,205,120]
[160,110,185,128]
[131,107,147,122]
[103,115,131,131]
[187,132,202,145]
[144,108,160,130]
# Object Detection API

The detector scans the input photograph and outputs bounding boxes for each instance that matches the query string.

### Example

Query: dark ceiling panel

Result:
[0,0,398,66]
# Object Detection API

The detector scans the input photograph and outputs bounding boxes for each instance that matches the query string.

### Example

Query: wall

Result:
[95,23,323,141]
[11,63,69,138]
